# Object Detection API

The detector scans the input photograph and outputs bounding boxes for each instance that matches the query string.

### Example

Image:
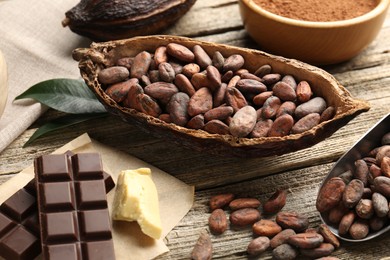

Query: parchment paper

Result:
[0,133,195,260]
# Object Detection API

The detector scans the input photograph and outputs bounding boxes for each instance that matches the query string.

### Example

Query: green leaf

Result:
[23,113,107,147]
[15,78,106,114]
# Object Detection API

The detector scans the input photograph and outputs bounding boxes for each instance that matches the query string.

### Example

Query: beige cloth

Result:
[0,0,89,152]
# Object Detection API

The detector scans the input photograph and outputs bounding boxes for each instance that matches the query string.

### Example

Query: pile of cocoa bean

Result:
[317,132,390,240]
[191,190,341,259]
[97,43,335,138]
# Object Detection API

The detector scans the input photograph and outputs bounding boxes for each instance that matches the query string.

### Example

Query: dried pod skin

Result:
[98,66,129,85]
[291,113,320,134]
[131,51,152,79]
[295,97,327,119]
[270,229,296,249]
[268,114,294,137]
[167,43,195,63]
[316,177,346,213]
[287,233,324,249]
[204,120,230,135]
[247,236,270,256]
[272,244,298,260]
[186,114,205,130]
[372,192,389,217]
[296,81,313,103]
[318,224,340,248]
[275,211,309,232]
[338,211,355,235]
[229,198,261,210]
[223,54,245,72]
[273,81,297,101]
[188,87,213,117]
[254,64,272,78]
[349,220,370,239]
[354,159,369,186]
[193,45,212,69]
[174,74,196,97]
[343,179,364,208]
[230,208,261,226]
[300,243,335,259]
[263,190,287,214]
[252,219,282,237]
[209,193,235,211]
[204,106,234,122]
[229,106,257,137]
[167,92,190,126]
[250,119,273,138]
[191,232,212,260]
[208,209,228,235]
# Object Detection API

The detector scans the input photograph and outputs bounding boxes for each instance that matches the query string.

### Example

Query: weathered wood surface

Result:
[1,0,390,259]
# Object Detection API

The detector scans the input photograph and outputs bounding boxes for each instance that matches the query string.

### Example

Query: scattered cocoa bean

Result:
[263,190,287,214]
[174,74,196,97]
[287,232,324,249]
[320,106,336,123]
[229,198,261,210]
[236,79,267,94]
[209,209,228,235]
[262,96,281,119]
[253,91,273,106]
[354,159,369,186]
[276,211,309,232]
[182,63,200,78]
[187,114,205,130]
[167,92,190,126]
[316,177,346,213]
[105,78,138,103]
[206,65,222,92]
[154,46,168,65]
[230,208,261,226]
[253,219,282,237]
[276,101,296,118]
[328,202,348,224]
[381,156,390,177]
[382,132,390,145]
[300,243,335,258]
[209,193,235,211]
[270,229,296,249]
[225,87,248,112]
[262,73,281,85]
[369,215,387,231]
[247,236,270,256]
[204,106,234,122]
[190,232,212,260]
[144,82,178,104]
[158,62,176,82]
[212,51,224,71]
[374,176,390,197]
[272,244,298,260]
[318,224,340,248]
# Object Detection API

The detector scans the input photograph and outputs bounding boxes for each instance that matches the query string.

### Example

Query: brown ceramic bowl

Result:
[239,0,390,65]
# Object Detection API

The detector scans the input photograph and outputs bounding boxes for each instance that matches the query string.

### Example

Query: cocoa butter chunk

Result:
[112,168,162,239]
[229,106,257,137]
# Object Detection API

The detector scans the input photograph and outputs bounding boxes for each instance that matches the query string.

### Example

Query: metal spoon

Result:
[318,112,390,242]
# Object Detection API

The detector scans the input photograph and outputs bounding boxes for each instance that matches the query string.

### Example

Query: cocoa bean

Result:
[191,232,212,260]
[296,81,313,103]
[328,202,348,224]
[287,233,324,249]
[241,72,262,82]
[193,45,212,69]
[182,63,200,78]
[206,65,222,92]
[116,57,133,70]
[158,62,175,82]
[270,229,296,249]
[276,101,296,118]
[318,224,340,248]
[320,106,336,122]
[262,96,281,119]
[204,120,230,135]
[140,75,151,86]
[148,70,160,82]
[354,159,369,186]
[374,176,390,197]
[339,170,354,184]
[236,79,267,94]
[235,69,249,77]
[170,61,184,75]
[254,64,272,78]
[247,236,270,256]
[369,164,383,179]
[186,114,205,130]
[158,114,171,123]
[212,51,224,71]
[213,83,227,108]
[272,244,298,260]
[376,145,390,164]
[166,43,195,63]
[253,91,273,106]
[382,132,390,145]
[98,66,129,85]
[343,179,364,208]
[188,87,213,117]
[372,192,389,217]
[167,92,190,126]
[295,97,327,119]
[223,54,245,72]
[204,106,233,122]
[230,208,261,226]
[226,75,241,88]
[105,78,138,103]
[252,219,282,237]
[349,219,369,239]
[221,70,234,83]
[208,209,228,235]
[225,87,248,112]
[268,114,294,137]
[381,156,390,177]
[300,243,335,258]
[362,187,373,199]
[174,74,196,97]
[136,93,162,117]
[263,190,287,214]
[123,83,144,110]
[144,82,179,104]
[282,75,297,90]
[154,46,168,65]
[272,81,297,101]
[131,51,152,79]
[250,119,273,138]
[229,106,257,137]
[275,211,309,232]
[338,211,355,235]
[209,193,235,211]
[291,113,320,134]
[316,177,346,213]
[229,198,261,210]
[191,73,210,90]
[262,73,281,85]
[369,215,387,231]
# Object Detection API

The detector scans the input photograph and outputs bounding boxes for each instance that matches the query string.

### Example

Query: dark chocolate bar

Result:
[0,153,115,260]
[35,153,115,260]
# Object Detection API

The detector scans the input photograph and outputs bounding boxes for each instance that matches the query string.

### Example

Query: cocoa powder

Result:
[253,0,379,22]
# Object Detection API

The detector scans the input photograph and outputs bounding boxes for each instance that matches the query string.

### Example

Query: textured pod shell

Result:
[73,35,370,157]
[62,0,197,41]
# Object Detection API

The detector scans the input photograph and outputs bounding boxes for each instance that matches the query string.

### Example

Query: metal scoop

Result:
[318,112,390,242]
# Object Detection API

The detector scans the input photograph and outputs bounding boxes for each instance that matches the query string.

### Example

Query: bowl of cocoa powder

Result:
[239,0,389,65]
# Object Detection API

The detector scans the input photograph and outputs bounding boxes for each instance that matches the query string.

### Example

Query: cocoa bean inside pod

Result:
[74,35,370,157]
[62,0,197,41]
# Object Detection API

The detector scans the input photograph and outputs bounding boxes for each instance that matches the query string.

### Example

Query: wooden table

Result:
[1,1,390,259]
